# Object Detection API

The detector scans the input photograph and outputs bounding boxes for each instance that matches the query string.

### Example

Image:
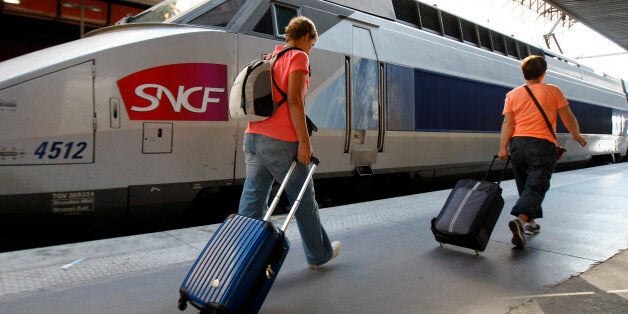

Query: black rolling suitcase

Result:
[431,156,510,255]
[178,157,320,313]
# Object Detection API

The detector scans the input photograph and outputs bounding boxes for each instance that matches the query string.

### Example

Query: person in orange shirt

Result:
[238,16,340,268]
[498,55,587,249]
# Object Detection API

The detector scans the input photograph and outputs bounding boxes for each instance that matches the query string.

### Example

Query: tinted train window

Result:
[352,27,380,131]
[414,70,508,132]
[253,8,273,34]
[307,73,347,130]
[612,109,628,136]
[560,101,613,135]
[387,64,415,131]
[188,0,247,27]
[252,3,297,37]
[273,4,298,37]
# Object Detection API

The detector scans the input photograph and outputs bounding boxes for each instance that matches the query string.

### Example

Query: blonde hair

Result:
[284,16,318,42]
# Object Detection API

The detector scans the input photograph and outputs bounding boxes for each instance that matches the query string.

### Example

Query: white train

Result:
[1,0,626,226]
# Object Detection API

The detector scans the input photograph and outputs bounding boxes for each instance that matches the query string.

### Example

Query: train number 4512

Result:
[34,141,87,159]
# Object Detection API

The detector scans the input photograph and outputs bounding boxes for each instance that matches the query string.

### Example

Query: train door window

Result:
[352,27,379,131]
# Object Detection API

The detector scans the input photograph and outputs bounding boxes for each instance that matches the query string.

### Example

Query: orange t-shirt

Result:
[503,83,568,145]
[245,45,310,142]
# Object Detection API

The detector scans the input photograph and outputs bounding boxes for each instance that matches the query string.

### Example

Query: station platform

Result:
[0,162,627,313]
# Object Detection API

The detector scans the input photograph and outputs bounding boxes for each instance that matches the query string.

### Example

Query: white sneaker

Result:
[524,223,541,235]
[331,241,341,259]
[309,241,341,269]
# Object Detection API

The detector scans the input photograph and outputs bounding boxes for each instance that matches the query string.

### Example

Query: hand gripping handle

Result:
[483,155,510,186]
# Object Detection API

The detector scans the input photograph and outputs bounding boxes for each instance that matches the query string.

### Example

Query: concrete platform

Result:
[0,162,627,313]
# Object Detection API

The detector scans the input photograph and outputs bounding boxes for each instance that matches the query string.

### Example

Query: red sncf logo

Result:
[117,63,228,121]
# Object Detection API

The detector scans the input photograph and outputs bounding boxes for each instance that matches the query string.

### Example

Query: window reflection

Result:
[352,58,379,130]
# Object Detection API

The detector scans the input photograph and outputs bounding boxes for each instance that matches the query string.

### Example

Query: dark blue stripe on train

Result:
[400,67,625,135]
[413,69,508,133]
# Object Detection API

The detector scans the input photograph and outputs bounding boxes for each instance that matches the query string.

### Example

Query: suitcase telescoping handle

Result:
[262,156,320,232]
[483,155,510,185]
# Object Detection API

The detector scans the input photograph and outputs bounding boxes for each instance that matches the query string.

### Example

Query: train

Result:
[1,0,627,230]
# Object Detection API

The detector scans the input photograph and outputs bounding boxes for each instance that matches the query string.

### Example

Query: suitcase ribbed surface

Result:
[181,214,275,312]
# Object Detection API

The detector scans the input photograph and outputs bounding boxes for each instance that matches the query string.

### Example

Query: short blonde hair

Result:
[284,16,318,42]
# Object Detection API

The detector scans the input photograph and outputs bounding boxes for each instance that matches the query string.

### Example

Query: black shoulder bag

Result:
[523,85,566,160]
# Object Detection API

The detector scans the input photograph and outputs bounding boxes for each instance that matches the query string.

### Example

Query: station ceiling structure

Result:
[543,0,628,51]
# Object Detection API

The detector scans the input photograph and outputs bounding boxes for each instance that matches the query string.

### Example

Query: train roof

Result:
[0,24,206,89]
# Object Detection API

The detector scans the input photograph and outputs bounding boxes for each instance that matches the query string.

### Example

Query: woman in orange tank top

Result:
[238,16,341,268]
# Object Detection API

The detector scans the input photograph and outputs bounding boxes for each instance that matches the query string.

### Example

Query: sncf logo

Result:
[117,63,228,121]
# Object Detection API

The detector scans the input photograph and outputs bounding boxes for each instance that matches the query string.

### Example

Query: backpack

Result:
[229,46,301,121]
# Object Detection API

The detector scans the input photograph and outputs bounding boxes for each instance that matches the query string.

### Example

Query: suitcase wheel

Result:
[266,264,275,279]
[177,297,187,311]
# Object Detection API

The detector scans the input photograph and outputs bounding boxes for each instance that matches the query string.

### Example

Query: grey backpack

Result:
[229,46,300,121]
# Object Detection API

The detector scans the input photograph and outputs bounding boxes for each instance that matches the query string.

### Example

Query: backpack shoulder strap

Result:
[269,46,305,106]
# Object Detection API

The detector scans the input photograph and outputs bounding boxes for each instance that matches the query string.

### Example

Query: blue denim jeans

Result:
[509,137,557,221]
[238,133,333,266]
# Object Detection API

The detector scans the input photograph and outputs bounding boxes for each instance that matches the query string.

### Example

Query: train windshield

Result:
[128,0,246,26]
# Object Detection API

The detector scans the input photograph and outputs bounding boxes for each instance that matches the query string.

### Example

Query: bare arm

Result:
[287,70,312,165]
[498,112,514,160]
[557,106,587,147]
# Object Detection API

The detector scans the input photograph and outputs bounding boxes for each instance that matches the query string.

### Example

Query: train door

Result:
[345,25,384,175]
[0,61,95,167]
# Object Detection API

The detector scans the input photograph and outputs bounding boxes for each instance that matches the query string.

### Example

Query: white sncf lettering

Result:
[132,84,225,113]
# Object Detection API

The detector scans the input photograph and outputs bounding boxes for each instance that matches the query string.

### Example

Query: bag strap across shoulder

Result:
[523,85,557,140]
[269,46,304,107]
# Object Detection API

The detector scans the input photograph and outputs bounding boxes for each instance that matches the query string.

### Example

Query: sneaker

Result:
[508,219,526,248]
[331,241,341,259]
[309,241,341,269]
[524,223,541,235]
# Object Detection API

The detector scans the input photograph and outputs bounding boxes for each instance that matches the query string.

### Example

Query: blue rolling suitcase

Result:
[178,158,319,313]
[431,156,510,255]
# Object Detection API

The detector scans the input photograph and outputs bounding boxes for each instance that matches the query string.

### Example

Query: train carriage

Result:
[0,0,626,227]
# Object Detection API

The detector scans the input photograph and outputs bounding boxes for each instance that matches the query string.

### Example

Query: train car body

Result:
[1,0,627,225]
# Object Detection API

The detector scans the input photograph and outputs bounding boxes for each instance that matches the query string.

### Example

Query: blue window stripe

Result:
[411,68,623,135]
[414,69,508,132]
